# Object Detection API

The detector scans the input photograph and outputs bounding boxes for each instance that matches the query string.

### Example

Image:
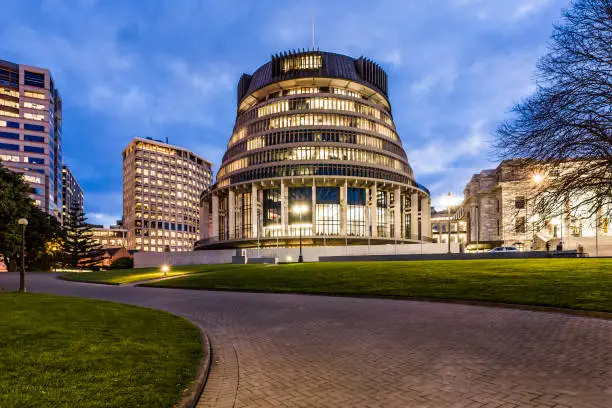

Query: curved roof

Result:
[238,51,389,106]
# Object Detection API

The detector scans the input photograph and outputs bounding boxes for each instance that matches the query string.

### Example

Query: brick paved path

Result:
[1,273,611,407]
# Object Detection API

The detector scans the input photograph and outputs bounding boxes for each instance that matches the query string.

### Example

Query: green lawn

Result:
[144,258,612,312]
[59,264,223,285]
[0,294,203,408]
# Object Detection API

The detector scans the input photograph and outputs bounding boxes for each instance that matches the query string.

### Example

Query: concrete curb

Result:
[177,323,213,408]
[131,273,196,287]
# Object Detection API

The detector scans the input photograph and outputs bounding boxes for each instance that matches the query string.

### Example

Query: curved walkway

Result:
[1,273,611,408]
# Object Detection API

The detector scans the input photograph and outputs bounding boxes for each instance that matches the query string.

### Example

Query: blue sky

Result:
[1,0,570,226]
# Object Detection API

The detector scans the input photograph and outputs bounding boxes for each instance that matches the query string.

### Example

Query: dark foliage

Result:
[496,0,612,220]
[61,202,103,268]
[109,256,134,270]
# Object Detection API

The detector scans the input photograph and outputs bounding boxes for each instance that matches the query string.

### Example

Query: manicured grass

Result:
[60,264,222,285]
[0,293,203,408]
[144,258,612,312]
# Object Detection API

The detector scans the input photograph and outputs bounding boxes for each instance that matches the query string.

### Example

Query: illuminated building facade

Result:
[198,50,431,249]
[0,59,63,220]
[456,159,612,252]
[123,137,213,252]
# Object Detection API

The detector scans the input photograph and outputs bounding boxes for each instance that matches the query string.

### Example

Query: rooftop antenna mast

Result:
[311,8,316,49]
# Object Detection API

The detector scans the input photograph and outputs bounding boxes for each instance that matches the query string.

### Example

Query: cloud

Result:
[410,63,459,96]
[88,213,121,228]
[454,0,553,21]
[409,120,488,176]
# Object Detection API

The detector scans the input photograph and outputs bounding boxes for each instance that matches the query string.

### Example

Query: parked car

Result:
[489,246,520,253]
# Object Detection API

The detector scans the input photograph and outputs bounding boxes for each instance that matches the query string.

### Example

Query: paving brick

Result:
[2,273,610,408]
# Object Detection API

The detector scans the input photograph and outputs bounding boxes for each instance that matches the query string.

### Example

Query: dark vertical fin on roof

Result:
[237,73,252,103]
[354,57,388,96]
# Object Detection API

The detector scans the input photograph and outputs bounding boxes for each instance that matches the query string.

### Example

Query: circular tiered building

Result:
[197,50,431,249]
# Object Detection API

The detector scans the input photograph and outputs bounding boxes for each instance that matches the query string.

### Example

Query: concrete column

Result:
[411,192,419,240]
[311,181,316,234]
[280,180,287,235]
[228,189,235,239]
[199,200,210,240]
[340,180,347,236]
[421,196,430,241]
[212,193,219,240]
[371,183,378,238]
[394,187,401,240]
[384,191,391,238]
[252,184,258,238]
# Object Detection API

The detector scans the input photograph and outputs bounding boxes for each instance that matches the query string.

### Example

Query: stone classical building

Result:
[456,159,611,253]
[0,59,64,220]
[197,50,431,249]
[122,137,213,252]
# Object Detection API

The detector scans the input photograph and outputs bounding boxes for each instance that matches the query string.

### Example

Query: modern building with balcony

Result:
[122,137,213,252]
[90,223,128,249]
[431,208,467,245]
[62,165,84,224]
[197,50,431,249]
[0,59,63,220]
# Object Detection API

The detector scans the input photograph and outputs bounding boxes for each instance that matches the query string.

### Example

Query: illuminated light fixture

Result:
[292,204,309,214]
[161,264,170,276]
[532,173,545,184]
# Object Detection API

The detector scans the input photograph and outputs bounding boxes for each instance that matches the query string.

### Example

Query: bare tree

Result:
[496,0,612,220]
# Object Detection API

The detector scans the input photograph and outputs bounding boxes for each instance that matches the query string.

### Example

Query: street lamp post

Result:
[292,203,307,263]
[444,192,452,254]
[18,218,28,293]
[475,204,479,253]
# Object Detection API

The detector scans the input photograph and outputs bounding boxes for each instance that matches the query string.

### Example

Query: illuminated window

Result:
[24,112,45,121]
[0,99,19,109]
[0,110,19,118]
[0,154,20,162]
[24,175,42,184]
[24,90,45,100]
[23,101,45,110]
[315,187,340,235]
[0,88,19,98]
[287,87,319,95]
[281,53,322,72]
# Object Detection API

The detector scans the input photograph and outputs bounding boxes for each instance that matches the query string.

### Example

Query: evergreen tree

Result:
[61,202,103,268]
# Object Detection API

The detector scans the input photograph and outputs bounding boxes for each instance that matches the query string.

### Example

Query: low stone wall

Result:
[134,243,460,267]
[319,250,581,262]
[244,243,459,263]
[134,249,234,268]
[562,236,612,257]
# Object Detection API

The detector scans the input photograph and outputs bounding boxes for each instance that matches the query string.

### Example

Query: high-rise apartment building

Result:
[122,137,213,252]
[0,59,63,220]
[62,165,84,224]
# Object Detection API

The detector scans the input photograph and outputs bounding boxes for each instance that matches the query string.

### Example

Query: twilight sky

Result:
[1,0,570,226]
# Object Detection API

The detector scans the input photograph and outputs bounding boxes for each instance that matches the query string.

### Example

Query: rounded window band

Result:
[224,163,429,195]
[222,128,407,162]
